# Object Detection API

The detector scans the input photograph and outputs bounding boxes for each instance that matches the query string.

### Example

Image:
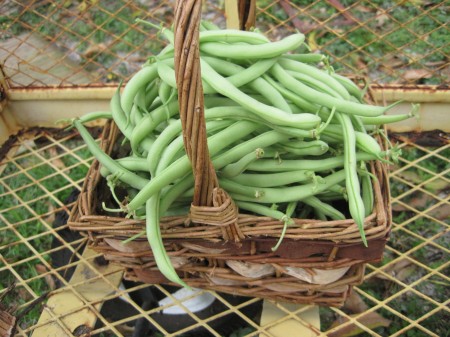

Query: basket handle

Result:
[173,0,244,241]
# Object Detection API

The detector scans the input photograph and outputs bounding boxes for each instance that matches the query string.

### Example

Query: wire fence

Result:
[1,0,448,88]
[0,1,449,336]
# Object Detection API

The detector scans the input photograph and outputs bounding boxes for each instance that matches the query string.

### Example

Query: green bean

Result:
[336,112,367,246]
[200,59,320,129]
[163,55,290,112]
[59,111,112,130]
[328,184,347,199]
[130,104,143,127]
[158,77,174,104]
[358,109,417,125]
[273,201,297,251]
[263,75,320,113]
[127,121,258,211]
[130,100,179,155]
[129,85,149,127]
[146,195,188,287]
[77,111,112,123]
[323,125,382,156]
[121,63,158,113]
[200,20,220,31]
[144,80,160,108]
[200,33,305,59]
[155,120,233,175]
[201,106,316,138]
[212,130,290,169]
[271,63,396,117]
[203,57,277,88]
[246,151,383,172]
[159,175,194,215]
[73,120,149,190]
[330,73,364,101]
[111,86,131,138]
[283,53,326,63]
[200,29,269,44]
[157,62,177,89]
[141,21,270,44]
[279,58,350,100]
[220,148,265,178]
[277,140,329,156]
[286,70,343,99]
[201,57,290,111]
[226,170,315,187]
[204,96,240,108]
[302,196,345,221]
[224,169,346,203]
[236,201,288,221]
[350,115,375,218]
[101,157,149,175]
[360,162,374,216]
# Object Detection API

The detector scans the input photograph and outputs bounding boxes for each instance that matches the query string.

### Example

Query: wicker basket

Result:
[69,0,392,307]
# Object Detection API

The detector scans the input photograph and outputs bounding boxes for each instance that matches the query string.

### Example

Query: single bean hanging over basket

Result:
[69,0,415,306]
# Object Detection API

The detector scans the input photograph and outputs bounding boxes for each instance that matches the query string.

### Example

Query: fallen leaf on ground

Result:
[35,264,56,290]
[328,312,391,337]
[403,69,433,81]
[375,11,389,26]
[83,43,107,58]
[395,170,449,193]
[375,259,416,282]
[429,203,450,221]
[47,147,66,170]
[42,202,56,225]
[343,290,369,313]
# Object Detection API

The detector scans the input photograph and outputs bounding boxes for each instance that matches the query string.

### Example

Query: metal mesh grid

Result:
[1,1,448,89]
[1,127,448,336]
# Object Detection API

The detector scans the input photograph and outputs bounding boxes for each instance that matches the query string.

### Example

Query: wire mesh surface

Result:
[0,126,448,337]
[1,1,449,336]
[1,0,448,88]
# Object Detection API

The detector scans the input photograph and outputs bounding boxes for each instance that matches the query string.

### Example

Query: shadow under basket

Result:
[69,120,392,307]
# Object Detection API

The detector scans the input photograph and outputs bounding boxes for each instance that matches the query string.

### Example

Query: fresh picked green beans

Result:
[72,20,416,287]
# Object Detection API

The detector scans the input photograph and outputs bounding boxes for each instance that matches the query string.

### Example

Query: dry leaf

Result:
[42,202,55,225]
[382,55,404,68]
[375,259,415,282]
[307,31,319,52]
[403,69,432,81]
[375,11,389,26]
[47,147,66,170]
[170,256,189,269]
[16,140,36,156]
[355,5,374,13]
[264,282,302,293]
[285,266,350,285]
[322,285,349,294]
[83,43,107,58]
[429,203,450,221]
[181,242,226,254]
[206,275,246,286]
[394,170,448,193]
[104,238,150,253]
[35,264,56,290]
[226,260,275,279]
[344,290,369,313]
[328,312,391,337]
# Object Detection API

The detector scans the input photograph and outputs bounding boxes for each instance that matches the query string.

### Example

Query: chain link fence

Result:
[0,1,449,337]
[1,0,448,88]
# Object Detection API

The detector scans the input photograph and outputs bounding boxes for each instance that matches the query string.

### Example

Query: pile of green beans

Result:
[73,21,414,287]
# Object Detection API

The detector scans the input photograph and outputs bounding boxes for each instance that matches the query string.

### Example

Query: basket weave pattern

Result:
[69,0,392,307]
